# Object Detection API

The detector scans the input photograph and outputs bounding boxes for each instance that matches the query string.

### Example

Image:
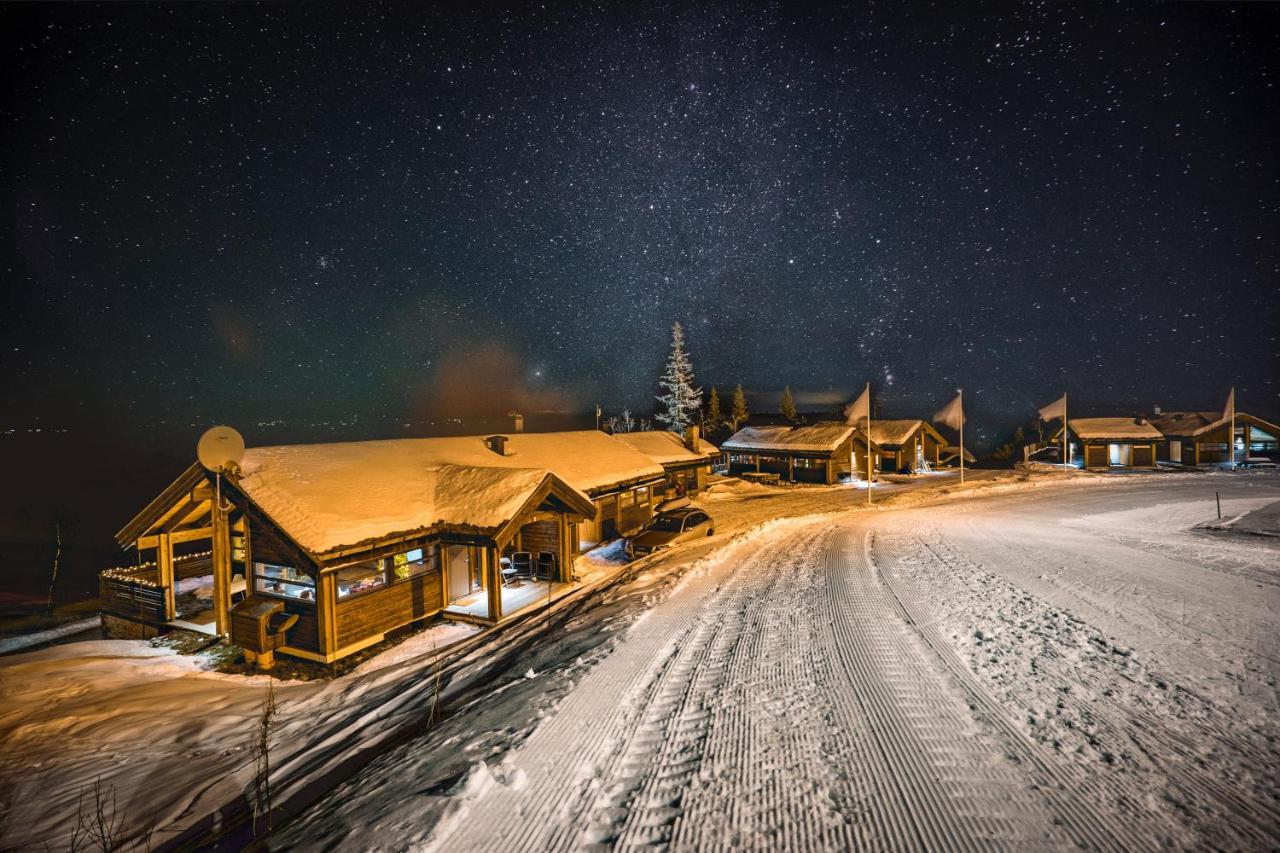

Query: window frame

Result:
[252,560,317,605]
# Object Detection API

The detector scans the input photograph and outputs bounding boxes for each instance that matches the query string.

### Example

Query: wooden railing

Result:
[99,566,167,625]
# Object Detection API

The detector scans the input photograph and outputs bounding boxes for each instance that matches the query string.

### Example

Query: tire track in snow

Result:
[821,523,1077,852]
[429,514,1088,851]
[422,518,819,852]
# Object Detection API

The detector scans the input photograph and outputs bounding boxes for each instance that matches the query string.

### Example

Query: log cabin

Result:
[1149,410,1280,466]
[868,419,948,473]
[101,431,666,664]
[720,422,880,485]
[613,427,719,498]
[1053,417,1163,470]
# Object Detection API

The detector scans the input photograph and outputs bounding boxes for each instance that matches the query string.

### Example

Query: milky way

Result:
[3,2,1277,440]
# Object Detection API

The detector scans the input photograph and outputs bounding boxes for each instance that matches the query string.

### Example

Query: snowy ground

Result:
[2,469,1278,850]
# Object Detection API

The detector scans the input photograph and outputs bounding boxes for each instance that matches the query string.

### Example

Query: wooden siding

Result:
[519,520,561,556]
[282,599,321,652]
[334,569,444,649]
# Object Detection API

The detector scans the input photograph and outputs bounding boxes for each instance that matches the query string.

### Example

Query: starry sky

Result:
[4,1,1278,444]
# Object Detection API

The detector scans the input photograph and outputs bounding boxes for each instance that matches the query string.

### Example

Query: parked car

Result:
[626,506,715,560]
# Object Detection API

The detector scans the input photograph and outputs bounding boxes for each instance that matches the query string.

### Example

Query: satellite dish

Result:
[197,425,245,472]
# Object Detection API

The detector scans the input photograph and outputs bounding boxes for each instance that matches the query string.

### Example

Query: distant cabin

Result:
[1055,417,1163,470]
[868,419,947,473]
[1149,410,1280,466]
[102,430,669,665]
[613,427,719,498]
[720,422,880,484]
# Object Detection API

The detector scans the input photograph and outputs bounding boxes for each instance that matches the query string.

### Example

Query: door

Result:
[446,545,474,602]
[1170,440,1181,463]
[1108,443,1131,467]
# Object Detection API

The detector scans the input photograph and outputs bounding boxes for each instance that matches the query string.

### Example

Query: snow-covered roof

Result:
[233,431,663,555]
[868,419,929,447]
[1148,411,1224,437]
[1068,418,1164,440]
[722,422,855,453]
[612,430,719,466]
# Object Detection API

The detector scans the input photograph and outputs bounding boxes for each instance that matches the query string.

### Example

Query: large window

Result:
[253,562,315,603]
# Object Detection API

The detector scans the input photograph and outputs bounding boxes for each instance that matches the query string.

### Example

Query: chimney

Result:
[684,424,700,452]
[1153,404,1162,415]
[485,435,509,456]
[507,411,524,433]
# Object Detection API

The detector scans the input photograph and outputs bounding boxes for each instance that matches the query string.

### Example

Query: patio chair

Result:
[535,551,557,582]
[510,551,534,579]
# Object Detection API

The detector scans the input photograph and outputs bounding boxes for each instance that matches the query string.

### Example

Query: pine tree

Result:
[654,321,702,433]
[730,384,749,430]
[706,386,723,434]
[779,386,798,423]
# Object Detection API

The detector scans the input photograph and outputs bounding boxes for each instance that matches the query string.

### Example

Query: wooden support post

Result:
[789,456,795,482]
[156,532,175,620]
[558,514,572,582]
[211,503,232,637]
[319,574,337,656]
[485,548,502,622]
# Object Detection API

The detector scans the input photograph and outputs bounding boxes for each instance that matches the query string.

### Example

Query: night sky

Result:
[4,1,1278,444]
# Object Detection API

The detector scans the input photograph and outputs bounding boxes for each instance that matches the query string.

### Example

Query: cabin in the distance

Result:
[868,419,948,473]
[613,427,719,498]
[1055,417,1163,470]
[721,422,880,484]
[102,430,667,666]
[1149,409,1280,467]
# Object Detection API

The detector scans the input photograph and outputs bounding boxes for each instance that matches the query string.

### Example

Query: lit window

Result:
[337,560,387,599]
[253,562,316,603]
[391,545,438,581]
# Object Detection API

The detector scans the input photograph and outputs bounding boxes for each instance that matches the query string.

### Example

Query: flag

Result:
[845,385,871,426]
[1222,387,1234,423]
[934,392,964,430]
[1038,394,1066,422]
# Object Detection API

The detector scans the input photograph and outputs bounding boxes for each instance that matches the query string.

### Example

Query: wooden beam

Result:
[136,526,214,549]
[211,505,232,637]
[162,498,213,533]
[156,532,175,620]
[484,548,502,621]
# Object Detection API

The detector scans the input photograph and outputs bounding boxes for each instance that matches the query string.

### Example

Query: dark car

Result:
[625,507,715,560]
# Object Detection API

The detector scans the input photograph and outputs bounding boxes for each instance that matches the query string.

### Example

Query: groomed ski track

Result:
[425,513,1143,852]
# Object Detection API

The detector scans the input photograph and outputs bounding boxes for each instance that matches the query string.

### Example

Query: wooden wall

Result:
[519,520,561,556]
[334,569,443,650]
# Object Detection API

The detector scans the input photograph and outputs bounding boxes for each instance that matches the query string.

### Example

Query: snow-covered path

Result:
[409,477,1280,852]
[420,513,1124,852]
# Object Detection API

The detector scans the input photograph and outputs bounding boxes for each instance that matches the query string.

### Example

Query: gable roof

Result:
[612,430,719,466]
[235,452,595,555]
[867,419,944,448]
[1068,417,1164,440]
[722,422,856,454]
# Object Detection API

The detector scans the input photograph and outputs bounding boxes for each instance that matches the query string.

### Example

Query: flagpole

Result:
[866,381,873,506]
[1062,392,1068,468]
[1229,386,1236,471]
[959,388,965,484]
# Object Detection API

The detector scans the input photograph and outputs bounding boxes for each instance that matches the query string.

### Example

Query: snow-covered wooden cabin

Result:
[868,419,948,473]
[1056,417,1163,470]
[1149,410,1280,466]
[102,431,665,664]
[612,427,719,498]
[721,422,879,484]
